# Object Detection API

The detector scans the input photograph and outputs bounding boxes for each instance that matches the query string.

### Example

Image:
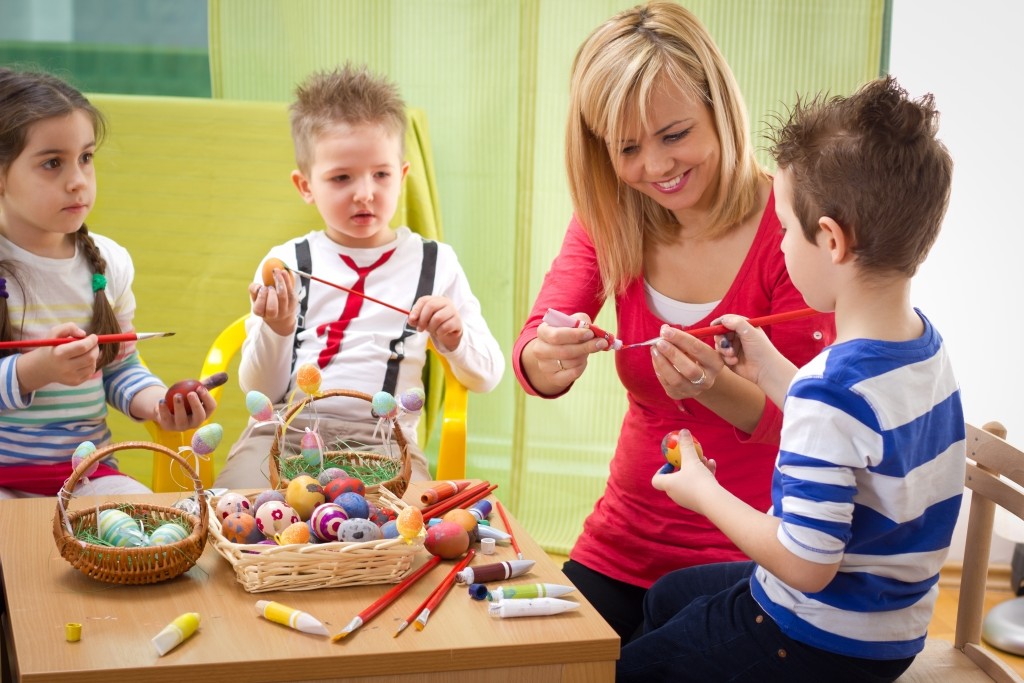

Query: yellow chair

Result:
[146,315,468,491]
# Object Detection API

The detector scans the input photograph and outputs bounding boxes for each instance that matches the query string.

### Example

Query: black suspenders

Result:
[290,238,438,393]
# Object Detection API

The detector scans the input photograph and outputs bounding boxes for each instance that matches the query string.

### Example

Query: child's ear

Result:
[819,216,851,264]
[291,170,315,204]
[400,161,410,181]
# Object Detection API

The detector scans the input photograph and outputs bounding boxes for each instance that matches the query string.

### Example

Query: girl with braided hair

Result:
[0,67,217,498]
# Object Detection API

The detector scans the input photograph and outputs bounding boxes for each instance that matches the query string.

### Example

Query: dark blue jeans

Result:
[616,561,914,683]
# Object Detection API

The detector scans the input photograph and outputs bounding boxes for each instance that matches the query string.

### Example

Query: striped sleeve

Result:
[0,355,31,411]
[102,351,164,418]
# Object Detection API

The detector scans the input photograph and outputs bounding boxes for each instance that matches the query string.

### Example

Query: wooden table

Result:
[0,486,618,682]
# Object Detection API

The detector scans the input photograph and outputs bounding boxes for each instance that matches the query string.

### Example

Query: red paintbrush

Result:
[407,549,477,633]
[620,307,820,349]
[332,554,442,641]
[0,331,174,350]
[287,266,411,316]
[495,500,523,561]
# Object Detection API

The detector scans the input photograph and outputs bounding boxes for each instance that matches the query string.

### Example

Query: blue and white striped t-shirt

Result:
[751,310,965,660]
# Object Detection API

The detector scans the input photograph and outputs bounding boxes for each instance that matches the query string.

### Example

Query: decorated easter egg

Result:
[285,475,325,520]
[337,518,382,542]
[149,522,189,545]
[221,511,263,544]
[300,428,324,466]
[192,423,224,456]
[309,502,349,541]
[661,430,703,470]
[245,390,275,422]
[371,391,398,420]
[380,520,399,539]
[324,476,365,500]
[215,492,252,520]
[275,521,311,545]
[71,441,98,478]
[317,467,349,486]
[260,257,295,288]
[252,489,286,512]
[399,387,425,413]
[333,491,370,520]
[395,506,424,542]
[98,509,149,547]
[425,521,470,559]
[442,508,479,537]
[295,363,321,396]
[254,500,300,538]
[367,503,390,526]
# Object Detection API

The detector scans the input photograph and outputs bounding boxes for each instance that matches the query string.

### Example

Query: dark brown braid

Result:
[76,226,122,367]
[0,262,17,358]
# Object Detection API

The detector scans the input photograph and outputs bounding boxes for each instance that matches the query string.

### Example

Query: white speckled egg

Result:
[337,517,383,543]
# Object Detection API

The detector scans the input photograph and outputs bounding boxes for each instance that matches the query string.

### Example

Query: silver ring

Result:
[690,366,707,386]
[556,360,565,372]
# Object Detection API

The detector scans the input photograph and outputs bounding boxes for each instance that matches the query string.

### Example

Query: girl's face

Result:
[607,77,721,225]
[0,111,96,257]
[291,121,409,249]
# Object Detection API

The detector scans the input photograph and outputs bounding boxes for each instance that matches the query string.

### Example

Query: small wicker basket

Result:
[207,485,423,592]
[52,441,208,585]
[269,388,412,498]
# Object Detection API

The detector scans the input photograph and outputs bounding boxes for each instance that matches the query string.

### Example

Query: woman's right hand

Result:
[524,312,607,395]
[16,323,100,392]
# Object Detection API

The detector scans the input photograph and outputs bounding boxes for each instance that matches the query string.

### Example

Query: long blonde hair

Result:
[566,2,768,299]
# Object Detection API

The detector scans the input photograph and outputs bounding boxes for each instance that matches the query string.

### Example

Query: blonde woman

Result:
[513,2,834,641]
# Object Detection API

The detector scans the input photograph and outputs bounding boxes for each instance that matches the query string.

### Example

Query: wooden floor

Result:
[930,582,1024,677]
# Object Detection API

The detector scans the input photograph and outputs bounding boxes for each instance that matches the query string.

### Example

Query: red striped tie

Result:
[315,248,397,368]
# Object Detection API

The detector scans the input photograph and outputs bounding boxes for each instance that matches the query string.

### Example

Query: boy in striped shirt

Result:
[618,76,962,682]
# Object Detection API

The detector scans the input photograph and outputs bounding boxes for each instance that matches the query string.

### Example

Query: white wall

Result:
[890,0,1024,564]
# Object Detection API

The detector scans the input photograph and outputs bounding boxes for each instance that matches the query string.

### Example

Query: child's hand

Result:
[409,295,463,351]
[651,429,719,513]
[250,268,298,336]
[713,314,797,409]
[15,323,100,392]
[133,384,217,431]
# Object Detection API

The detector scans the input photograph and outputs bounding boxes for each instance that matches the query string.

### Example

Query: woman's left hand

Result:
[650,325,725,400]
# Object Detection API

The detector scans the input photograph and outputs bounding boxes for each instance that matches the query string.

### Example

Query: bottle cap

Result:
[65,623,82,642]
[480,538,496,555]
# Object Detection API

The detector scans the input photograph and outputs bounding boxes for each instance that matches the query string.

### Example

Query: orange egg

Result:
[261,257,295,288]
[274,521,311,545]
[442,509,478,535]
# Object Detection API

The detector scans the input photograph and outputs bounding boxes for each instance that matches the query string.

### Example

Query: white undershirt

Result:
[644,279,719,326]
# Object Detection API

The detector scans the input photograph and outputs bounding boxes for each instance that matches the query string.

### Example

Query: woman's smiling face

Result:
[608,75,721,223]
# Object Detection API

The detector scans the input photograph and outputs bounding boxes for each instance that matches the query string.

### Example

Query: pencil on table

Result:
[414,549,477,631]
[495,500,523,561]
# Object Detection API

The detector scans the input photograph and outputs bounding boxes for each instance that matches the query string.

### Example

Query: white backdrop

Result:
[890,0,1024,563]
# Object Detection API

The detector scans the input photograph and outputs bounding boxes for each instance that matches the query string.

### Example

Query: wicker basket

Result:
[269,388,412,498]
[207,485,423,592]
[52,441,208,585]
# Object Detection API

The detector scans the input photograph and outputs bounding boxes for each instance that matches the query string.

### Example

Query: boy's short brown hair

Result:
[771,76,953,277]
[289,63,406,174]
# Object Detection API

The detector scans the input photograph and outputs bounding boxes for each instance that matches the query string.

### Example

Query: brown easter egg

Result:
[165,372,229,415]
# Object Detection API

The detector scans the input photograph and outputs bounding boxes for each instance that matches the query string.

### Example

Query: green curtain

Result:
[208,0,885,552]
